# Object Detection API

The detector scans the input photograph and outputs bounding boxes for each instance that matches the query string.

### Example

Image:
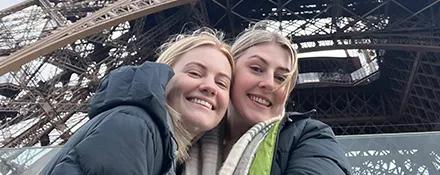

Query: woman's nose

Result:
[199,80,217,96]
[258,75,275,91]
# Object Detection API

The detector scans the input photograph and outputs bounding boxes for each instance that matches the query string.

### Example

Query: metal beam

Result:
[294,32,440,53]
[389,0,440,29]
[37,0,67,26]
[399,52,422,116]
[0,0,194,76]
[298,43,440,53]
[319,115,393,124]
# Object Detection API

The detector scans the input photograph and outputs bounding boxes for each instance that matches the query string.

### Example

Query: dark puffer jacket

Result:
[41,62,176,175]
[271,111,351,175]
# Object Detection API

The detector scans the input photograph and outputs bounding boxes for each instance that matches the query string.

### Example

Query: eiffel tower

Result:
[1,0,440,174]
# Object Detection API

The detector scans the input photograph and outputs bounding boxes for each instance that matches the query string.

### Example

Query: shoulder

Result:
[285,110,333,131]
[42,106,168,175]
[278,111,336,152]
[281,110,332,133]
[275,111,351,174]
[101,105,164,132]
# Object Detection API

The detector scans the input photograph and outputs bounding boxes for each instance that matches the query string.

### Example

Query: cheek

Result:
[230,80,245,104]
[232,71,252,92]
[166,76,186,102]
[165,81,178,105]
[273,88,288,108]
[218,91,230,110]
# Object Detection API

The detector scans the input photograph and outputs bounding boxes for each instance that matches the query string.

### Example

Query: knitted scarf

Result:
[183,116,283,175]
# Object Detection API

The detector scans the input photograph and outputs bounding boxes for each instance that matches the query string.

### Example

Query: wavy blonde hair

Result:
[231,20,298,101]
[156,27,234,163]
[157,27,234,70]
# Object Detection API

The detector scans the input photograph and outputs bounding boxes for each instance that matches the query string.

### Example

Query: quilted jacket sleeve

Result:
[283,119,350,175]
[48,111,164,175]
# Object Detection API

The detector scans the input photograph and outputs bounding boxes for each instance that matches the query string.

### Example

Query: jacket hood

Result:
[88,62,174,119]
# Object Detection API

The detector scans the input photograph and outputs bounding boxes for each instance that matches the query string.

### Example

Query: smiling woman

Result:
[229,42,292,126]
[41,28,234,175]
[165,44,232,134]
[218,20,350,175]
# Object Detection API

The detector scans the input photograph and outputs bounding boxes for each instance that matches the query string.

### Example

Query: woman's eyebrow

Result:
[250,55,291,72]
[219,73,231,81]
[185,62,231,80]
[184,62,206,70]
[278,67,291,73]
[249,55,268,65]
[216,68,232,82]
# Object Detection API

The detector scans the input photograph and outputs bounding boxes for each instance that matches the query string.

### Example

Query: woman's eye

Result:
[250,65,263,73]
[187,71,201,78]
[275,75,287,83]
[216,81,229,89]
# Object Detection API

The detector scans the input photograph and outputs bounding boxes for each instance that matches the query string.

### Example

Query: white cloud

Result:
[0,0,26,11]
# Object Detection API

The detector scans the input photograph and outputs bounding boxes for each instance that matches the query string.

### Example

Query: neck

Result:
[224,107,253,155]
[181,120,202,140]
[166,105,197,163]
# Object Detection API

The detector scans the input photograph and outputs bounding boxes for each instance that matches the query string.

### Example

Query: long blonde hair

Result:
[156,28,234,163]
[231,20,298,101]
[157,28,234,70]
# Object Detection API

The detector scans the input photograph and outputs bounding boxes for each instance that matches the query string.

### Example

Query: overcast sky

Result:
[0,0,25,10]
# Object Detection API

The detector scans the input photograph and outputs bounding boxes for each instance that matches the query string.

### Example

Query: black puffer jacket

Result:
[41,62,176,175]
[271,111,351,175]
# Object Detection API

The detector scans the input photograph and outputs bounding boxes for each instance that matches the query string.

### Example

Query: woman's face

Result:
[230,42,292,125]
[166,45,232,133]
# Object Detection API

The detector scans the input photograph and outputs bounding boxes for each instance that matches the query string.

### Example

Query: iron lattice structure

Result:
[0,0,440,173]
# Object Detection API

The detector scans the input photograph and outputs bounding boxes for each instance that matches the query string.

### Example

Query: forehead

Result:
[240,43,292,70]
[174,45,232,76]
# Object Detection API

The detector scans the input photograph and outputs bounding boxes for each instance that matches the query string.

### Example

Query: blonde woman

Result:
[42,28,234,175]
[221,21,350,175]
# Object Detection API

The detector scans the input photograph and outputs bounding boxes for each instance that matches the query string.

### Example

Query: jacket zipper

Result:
[269,117,286,175]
